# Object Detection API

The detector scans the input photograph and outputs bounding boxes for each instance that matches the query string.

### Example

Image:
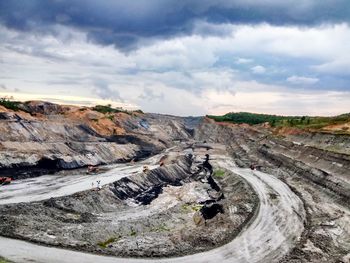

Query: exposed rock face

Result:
[20,101,67,115]
[0,114,140,178]
[111,156,192,205]
[0,102,199,178]
[286,131,350,155]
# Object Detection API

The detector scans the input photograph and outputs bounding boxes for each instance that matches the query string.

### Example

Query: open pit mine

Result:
[0,101,349,263]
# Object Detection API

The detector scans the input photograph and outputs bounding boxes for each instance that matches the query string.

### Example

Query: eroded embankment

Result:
[0,154,257,258]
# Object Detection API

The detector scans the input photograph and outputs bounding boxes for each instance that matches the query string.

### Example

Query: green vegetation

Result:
[150,224,171,232]
[208,112,286,125]
[92,104,129,114]
[0,256,12,263]
[181,203,203,212]
[207,112,350,130]
[97,236,120,248]
[0,97,22,111]
[92,104,144,115]
[213,169,225,178]
[107,114,114,121]
[129,228,137,236]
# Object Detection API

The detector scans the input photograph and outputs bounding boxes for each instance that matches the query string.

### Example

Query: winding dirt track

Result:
[0,156,305,263]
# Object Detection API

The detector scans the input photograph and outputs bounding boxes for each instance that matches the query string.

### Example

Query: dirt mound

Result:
[65,108,126,136]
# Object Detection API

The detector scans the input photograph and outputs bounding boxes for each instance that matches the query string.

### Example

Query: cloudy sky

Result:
[0,0,349,116]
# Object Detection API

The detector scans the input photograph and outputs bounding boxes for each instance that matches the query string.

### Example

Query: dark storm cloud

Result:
[0,0,349,51]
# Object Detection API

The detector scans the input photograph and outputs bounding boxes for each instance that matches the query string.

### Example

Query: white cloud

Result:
[286,75,319,85]
[204,89,350,116]
[236,58,253,64]
[1,23,350,116]
[313,59,350,75]
[0,91,137,109]
[251,65,266,74]
[134,22,350,76]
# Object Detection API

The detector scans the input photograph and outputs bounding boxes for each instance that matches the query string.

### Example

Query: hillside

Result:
[0,100,198,178]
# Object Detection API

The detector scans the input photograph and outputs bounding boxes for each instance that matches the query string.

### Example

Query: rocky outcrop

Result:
[111,156,192,205]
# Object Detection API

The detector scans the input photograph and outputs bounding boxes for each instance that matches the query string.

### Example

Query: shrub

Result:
[0,97,22,111]
[97,236,119,248]
[107,115,114,121]
[93,104,120,114]
[214,169,225,178]
[129,228,137,236]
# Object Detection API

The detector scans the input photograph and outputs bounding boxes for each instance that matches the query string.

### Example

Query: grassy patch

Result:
[213,169,225,178]
[97,236,120,248]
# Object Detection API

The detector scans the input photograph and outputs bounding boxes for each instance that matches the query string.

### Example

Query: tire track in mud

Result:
[0,157,305,263]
